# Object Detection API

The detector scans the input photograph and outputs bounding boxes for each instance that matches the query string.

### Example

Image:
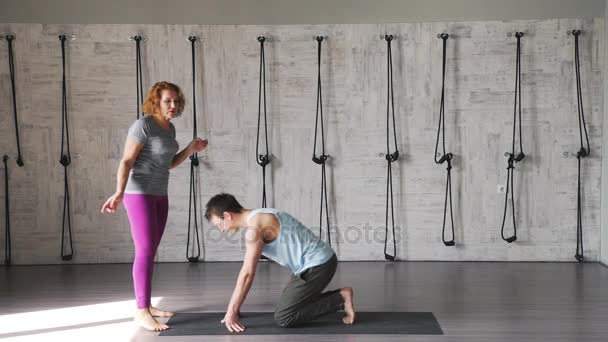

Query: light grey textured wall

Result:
[0,0,605,25]
[602,1,608,266]
[0,18,603,264]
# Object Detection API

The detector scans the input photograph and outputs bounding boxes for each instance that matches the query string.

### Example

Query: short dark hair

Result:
[204,193,244,220]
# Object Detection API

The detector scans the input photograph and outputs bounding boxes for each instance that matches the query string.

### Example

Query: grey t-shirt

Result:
[125,115,179,195]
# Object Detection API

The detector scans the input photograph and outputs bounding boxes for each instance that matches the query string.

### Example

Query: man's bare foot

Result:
[339,287,356,325]
[149,306,175,317]
[135,308,170,331]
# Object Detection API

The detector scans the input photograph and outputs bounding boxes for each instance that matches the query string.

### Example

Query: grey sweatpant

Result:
[273,254,344,327]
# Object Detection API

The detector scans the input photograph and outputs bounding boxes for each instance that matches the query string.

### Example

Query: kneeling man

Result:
[205,193,355,332]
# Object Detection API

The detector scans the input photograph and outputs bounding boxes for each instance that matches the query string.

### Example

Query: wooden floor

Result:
[1,261,607,341]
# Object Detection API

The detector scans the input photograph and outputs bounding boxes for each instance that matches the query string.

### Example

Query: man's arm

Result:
[222,224,265,332]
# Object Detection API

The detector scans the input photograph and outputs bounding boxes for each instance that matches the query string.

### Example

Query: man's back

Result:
[247,208,335,274]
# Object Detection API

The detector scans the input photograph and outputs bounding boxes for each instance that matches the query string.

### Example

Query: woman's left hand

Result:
[189,138,208,153]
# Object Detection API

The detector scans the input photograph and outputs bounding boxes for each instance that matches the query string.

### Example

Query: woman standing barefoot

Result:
[102,81,207,331]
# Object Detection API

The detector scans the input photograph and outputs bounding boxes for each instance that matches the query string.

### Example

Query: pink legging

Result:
[123,194,169,309]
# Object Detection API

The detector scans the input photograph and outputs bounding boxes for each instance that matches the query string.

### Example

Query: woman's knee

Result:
[134,245,158,260]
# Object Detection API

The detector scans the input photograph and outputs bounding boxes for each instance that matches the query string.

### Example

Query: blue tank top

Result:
[246,208,335,275]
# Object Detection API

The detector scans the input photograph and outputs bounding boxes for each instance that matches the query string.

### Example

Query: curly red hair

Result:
[142,81,186,116]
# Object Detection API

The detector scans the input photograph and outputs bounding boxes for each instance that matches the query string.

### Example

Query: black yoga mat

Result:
[160,311,443,336]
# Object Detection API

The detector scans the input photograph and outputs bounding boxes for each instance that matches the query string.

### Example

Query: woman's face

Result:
[159,89,180,120]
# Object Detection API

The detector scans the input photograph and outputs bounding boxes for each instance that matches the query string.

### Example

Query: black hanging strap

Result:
[186,36,201,263]
[5,35,24,167]
[434,33,455,247]
[3,155,10,265]
[59,35,73,261]
[500,32,525,244]
[312,36,331,246]
[572,30,590,262]
[256,37,270,208]
[134,36,144,119]
[383,35,399,261]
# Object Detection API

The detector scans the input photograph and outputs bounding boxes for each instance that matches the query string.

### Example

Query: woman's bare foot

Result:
[149,306,175,317]
[135,308,170,331]
[339,287,356,325]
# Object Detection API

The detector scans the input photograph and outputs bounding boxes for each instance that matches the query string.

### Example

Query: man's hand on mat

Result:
[101,192,123,213]
[188,138,208,153]
[221,311,245,332]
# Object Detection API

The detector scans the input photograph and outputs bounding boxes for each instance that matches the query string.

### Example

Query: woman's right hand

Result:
[101,192,124,213]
